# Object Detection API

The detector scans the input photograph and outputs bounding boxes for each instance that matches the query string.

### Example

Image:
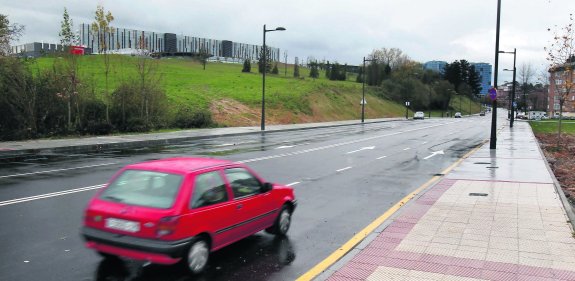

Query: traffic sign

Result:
[488,87,497,101]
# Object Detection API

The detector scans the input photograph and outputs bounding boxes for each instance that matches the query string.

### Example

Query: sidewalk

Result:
[0,118,401,159]
[317,121,575,281]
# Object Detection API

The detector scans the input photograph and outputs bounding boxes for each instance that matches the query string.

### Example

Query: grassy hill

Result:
[32,55,476,127]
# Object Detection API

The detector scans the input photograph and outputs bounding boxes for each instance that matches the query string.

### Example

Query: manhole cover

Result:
[469,193,488,197]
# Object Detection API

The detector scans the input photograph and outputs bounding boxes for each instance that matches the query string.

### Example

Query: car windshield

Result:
[100,169,183,209]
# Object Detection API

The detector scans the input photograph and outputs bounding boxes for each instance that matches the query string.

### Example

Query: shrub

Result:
[173,107,213,128]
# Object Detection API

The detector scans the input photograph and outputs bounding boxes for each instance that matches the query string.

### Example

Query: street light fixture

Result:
[500,48,516,127]
[261,24,286,131]
[361,57,375,123]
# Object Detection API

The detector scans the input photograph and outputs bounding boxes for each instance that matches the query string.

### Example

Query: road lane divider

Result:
[0,184,105,207]
[0,162,118,179]
[376,155,387,160]
[286,182,301,186]
[336,167,352,173]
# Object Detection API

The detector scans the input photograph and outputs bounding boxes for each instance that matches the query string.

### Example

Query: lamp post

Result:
[261,24,286,131]
[500,48,516,127]
[361,57,375,123]
[490,0,502,149]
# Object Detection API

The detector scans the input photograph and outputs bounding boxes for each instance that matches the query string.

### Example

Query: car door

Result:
[182,170,240,249]
[224,167,276,236]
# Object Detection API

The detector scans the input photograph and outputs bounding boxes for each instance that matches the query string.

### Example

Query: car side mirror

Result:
[262,182,273,193]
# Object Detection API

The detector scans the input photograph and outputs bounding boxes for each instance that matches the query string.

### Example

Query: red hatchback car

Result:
[81,157,296,274]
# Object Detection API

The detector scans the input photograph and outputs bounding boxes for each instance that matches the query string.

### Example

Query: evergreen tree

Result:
[468,65,482,96]
[293,57,300,77]
[272,63,279,74]
[309,61,319,79]
[258,46,272,73]
[241,59,251,73]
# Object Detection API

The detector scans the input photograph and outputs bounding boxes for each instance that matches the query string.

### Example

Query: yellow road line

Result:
[296,140,487,281]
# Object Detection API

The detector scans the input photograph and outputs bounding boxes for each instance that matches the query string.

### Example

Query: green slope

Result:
[31,55,453,126]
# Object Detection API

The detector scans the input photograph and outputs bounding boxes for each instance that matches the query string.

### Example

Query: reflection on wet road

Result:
[94,236,295,281]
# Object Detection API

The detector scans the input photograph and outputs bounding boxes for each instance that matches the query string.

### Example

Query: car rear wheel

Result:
[266,205,292,236]
[186,238,209,274]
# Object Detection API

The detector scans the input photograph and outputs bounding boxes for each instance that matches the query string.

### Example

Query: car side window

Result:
[224,168,262,199]
[190,171,228,209]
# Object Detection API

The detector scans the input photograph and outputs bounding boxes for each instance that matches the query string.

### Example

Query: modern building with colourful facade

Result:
[423,60,492,96]
[78,23,280,61]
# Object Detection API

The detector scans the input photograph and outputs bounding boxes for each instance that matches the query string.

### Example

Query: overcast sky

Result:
[3,0,574,83]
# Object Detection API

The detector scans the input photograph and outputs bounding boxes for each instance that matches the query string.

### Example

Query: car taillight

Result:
[83,211,102,224]
[156,216,180,237]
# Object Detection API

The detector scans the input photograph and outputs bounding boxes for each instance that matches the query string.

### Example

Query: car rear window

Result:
[100,170,183,209]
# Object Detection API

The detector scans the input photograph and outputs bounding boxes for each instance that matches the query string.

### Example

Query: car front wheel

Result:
[266,205,292,236]
[186,238,209,274]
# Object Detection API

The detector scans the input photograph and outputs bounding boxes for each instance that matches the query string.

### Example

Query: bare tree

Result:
[0,14,24,56]
[369,47,410,70]
[91,5,115,123]
[518,62,535,113]
[59,8,81,131]
[545,13,574,146]
[135,49,160,125]
[283,50,288,77]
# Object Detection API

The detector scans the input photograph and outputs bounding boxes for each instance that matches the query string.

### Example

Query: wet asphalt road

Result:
[0,116,498,281]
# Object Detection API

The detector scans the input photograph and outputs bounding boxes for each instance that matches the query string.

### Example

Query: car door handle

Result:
[236,204,243,210]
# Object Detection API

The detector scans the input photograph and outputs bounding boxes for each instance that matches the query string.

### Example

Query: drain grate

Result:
[486,166,499,169]
[474,162,491,165]
[469,193,488,197]
[433,173,444,176]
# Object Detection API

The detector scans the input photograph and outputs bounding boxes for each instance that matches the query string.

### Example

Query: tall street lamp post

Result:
[500,48,516,127]
[362,57,375,123]
[261,24,286,131]
[490,0,502,149]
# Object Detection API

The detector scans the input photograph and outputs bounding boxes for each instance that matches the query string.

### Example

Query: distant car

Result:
[81,157,297,274]
[454,112,462,118]
[479,111,485,116]
[414,111,425,120]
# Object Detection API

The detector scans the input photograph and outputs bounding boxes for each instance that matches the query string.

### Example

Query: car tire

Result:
[266,205,292,236]
[185,238,210,275]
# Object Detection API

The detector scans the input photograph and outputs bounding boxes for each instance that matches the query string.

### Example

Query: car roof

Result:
[125,157,235,174]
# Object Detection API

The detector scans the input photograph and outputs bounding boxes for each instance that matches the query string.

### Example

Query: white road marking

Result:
[0,184,105,207]
[0,163,118,179]
[424,150,445,160]
[346,146,375,154]
[241,122,456,164]
[2,121,459,207]
[403,148,411,151]
[336,167,352,172]
[276,145,295,149]
[286,182,300,186]
[377,156,387,159]
[214,143,235,147]
[422,141,428,145]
